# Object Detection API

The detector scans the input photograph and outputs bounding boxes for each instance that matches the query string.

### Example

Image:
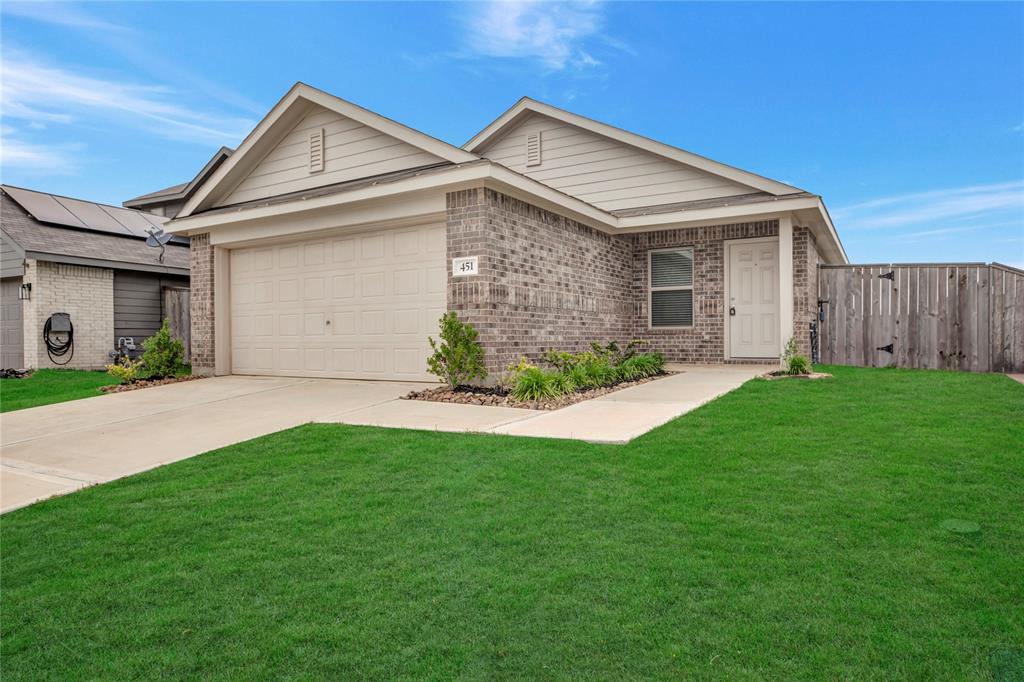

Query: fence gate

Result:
[162,287,191,360]
[818,263,1024,373]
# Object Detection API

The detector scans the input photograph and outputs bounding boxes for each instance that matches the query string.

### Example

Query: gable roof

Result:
[123,146,233,209]
[464,97,803,198]
[178,83,478,218]
[1,187,189,275]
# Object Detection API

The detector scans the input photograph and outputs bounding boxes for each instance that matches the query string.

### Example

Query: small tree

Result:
[427,312,487,389]
[142,319,187,379]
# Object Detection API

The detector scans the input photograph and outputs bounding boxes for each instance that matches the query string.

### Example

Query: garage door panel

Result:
[361,271,386,297]
[230,223,443,381]
[278,279,299,302]
[253,249,274,270]
[361,234,386,259]
[304,276,326,300]
[332,275,355,299]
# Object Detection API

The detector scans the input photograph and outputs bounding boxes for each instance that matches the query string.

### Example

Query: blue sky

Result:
[2,1,1021,265]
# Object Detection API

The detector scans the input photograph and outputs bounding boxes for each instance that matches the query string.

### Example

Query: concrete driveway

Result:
[2,364,769,513]
[1,376,418,513]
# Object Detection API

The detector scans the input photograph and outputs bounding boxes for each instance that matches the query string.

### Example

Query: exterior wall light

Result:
[18,283,31,300]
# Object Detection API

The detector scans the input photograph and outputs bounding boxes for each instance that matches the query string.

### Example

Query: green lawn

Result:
[2,366,1022,679]
[0,368,117,412]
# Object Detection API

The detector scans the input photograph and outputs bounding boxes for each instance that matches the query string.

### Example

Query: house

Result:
[0,186,190,370]
[122,147,233,218]
[163,83,846,382]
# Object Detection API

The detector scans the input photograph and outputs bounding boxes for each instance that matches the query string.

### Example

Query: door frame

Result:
[723,236,780,361]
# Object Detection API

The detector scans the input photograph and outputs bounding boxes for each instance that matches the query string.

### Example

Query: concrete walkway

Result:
[2,364,769,513]
[1,376,418,513]
[320,364,771,444]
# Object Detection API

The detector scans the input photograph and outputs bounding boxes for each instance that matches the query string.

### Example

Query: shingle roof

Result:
[123,146,233,208]
[1,190,189,272]
[609,191,817,217]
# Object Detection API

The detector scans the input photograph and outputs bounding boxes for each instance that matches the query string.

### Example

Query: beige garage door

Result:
[230,223,446,381]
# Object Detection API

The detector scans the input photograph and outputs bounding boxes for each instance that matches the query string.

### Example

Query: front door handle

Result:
[729,306,736,316]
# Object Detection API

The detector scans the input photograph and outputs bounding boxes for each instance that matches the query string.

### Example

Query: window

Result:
[649,248,694,327]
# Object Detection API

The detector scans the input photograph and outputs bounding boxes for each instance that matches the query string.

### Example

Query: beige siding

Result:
[221,105,445,207]
[479,113,756,211]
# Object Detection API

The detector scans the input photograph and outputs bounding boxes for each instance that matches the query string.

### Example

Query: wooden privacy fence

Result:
[162,287,191,359]
[818,263,1024,373]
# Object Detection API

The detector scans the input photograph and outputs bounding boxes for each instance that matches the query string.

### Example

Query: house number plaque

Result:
[452,256,479,277]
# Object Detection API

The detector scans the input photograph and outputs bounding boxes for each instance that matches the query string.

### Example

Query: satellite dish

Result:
[145,227,173,247]
[145,227,173,263]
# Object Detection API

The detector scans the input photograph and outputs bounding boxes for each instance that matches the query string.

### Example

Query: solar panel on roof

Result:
[52,196,134,237]
[3,186,87,229]
[99,205,156,239]
[4,185,180,245]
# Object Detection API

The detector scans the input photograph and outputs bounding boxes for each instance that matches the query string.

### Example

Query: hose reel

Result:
[43,312,74,365]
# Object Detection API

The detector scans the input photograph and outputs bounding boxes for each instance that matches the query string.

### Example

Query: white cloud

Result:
[834,180,1024,230]
[1,1,130,33]
[1,51,256,147]
[0,127,80,173]
[462,1,610,70]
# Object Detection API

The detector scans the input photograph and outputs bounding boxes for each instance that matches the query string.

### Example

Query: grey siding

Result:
[1,229,25,278]
[113,271,189,345]
[1,277,24,368]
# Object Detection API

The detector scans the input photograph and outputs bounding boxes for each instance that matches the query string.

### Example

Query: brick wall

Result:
[22,260,113,370]
[447,188,633,374]
[628,221,779,363]
[791,226,820,357]
[189,233,216,374]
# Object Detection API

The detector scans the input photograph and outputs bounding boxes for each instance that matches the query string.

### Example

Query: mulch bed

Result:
[761,370,833,381]
[99,375,205,394]
[0,369,32,379]
[403,372,677,411]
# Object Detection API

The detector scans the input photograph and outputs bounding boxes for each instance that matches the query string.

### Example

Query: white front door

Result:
[728,239,779,358]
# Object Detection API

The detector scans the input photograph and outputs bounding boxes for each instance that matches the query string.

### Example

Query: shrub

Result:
[781,336,812,375]
[427,312,488,389]
[500,356,534,391]
[617,352,665,380]
[579,355,619,387]
[590,339,648,365]
[106,358,142,384]
[563,362,593,389]
[141,319,186,379]
[511,367,566,402]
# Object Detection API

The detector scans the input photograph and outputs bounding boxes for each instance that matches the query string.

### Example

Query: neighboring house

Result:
[122,147,233,218]
[0,186,190,370]
[163,83,846,382]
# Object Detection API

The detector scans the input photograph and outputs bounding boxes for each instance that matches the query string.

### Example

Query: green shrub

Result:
[579,355,619,387]
[563,362,593,389]
[617,352,666,380]
[500,356,534,391]
[427,312,488,389]
[590,339,648,365]
[105,358,142,385]
[511,367,566,401]
[141,320,186,379]
[781,336,812,375]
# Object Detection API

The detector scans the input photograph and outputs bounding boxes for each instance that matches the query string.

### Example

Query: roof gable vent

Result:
[526,132,542,167]
[309,128,325,173]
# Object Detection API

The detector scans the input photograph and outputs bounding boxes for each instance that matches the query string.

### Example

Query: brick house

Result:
[0,187,189,370]
[163,83,846,381]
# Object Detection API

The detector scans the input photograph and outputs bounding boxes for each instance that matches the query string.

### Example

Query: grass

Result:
[0,368,117,412]
[2,366,1022,679]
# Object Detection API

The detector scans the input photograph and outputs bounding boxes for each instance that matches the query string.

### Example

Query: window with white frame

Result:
[649,248,694,327]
